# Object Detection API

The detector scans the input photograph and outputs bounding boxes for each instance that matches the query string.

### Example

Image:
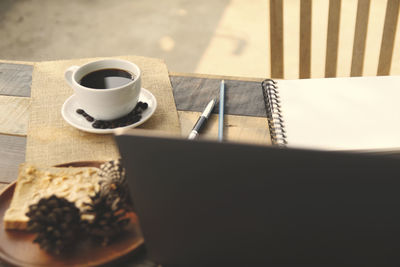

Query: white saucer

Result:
[61,88,157,134]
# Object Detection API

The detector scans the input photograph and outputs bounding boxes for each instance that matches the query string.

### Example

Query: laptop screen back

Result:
[116,133,400,265]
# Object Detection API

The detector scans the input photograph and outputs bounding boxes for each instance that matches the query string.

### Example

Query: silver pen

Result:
[188,99,215,140]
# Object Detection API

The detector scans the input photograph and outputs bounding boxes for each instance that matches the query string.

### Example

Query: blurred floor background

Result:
[0,0,268,78]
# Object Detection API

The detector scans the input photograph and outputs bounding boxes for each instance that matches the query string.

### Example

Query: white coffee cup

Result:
[65,59,141,120]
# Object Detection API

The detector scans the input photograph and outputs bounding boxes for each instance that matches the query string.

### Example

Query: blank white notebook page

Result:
[277,76,400,150]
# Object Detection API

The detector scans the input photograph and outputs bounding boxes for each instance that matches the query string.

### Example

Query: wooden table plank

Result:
[0,72,271,185]
[170,75,267,117]
[0,135,26,183]
[169,71,265,82]
[178,111,271,145]
[0,63,33,97]
[0,70,270,267]
[0,96,30,136]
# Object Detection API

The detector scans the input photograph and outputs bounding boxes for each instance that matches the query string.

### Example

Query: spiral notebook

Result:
[262,76,400,151]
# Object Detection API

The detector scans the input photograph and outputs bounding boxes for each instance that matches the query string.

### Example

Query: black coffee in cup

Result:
[79,68,134,89]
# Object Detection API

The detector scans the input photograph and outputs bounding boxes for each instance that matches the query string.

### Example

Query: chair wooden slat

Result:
[283,0,300,79]
[311,0,330,78]
[336,0,358,77]
[270,0,284,78]
[390,3,400,75]
[362,0,388,76]
[300,0,312,79]
[325,0,342,77]
[377,0,400,75]
[351,0,371,77]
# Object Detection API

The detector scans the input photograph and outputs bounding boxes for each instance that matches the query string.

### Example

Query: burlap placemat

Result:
[26,55,180,165]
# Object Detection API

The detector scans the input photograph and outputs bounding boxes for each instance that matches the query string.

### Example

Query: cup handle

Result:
[64,65,80,87]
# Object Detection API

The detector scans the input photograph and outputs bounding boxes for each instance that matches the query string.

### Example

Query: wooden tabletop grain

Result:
[0,64,270,187]
[0,62,270,267]
[0,62,33,192]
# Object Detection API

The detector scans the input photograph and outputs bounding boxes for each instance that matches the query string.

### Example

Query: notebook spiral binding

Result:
[261,79,287,146]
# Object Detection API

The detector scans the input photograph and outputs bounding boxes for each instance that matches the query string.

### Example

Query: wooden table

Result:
[0,61,271,266]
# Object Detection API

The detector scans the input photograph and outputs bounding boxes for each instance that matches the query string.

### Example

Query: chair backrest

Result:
[269,0,400,79]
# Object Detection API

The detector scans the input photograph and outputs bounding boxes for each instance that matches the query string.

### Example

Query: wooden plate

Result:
[0,161,144,267]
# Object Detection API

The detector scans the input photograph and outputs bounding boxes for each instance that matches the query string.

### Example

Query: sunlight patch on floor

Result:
[195,0,269,78]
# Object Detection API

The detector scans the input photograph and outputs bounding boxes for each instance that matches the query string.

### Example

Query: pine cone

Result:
[26,195,81,254]
[98,159,133,211]
[82,189,130,246]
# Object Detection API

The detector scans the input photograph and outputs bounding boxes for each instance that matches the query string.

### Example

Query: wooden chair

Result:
[269,0,400,79]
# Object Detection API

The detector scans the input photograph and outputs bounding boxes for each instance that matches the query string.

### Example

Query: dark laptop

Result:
[115,131,400,266]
